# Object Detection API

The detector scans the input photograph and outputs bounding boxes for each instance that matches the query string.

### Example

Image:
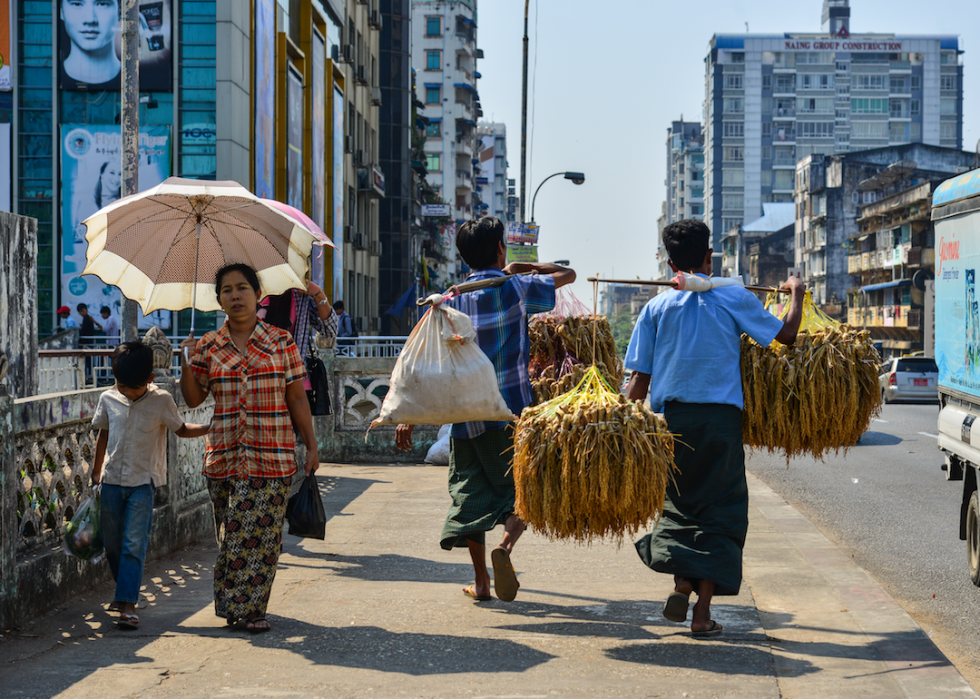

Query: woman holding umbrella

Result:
[179,263,319,633]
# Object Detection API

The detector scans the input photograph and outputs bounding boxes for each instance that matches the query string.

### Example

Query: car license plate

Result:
[913,379,928,386]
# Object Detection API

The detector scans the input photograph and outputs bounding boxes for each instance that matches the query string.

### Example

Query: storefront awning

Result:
[861,279,911,292]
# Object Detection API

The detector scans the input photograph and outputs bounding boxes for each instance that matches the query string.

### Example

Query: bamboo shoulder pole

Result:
[586,277,791,295]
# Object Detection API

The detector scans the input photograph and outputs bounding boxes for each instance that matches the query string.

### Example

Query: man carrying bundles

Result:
[625,219,804,636]
[396,216,575,602]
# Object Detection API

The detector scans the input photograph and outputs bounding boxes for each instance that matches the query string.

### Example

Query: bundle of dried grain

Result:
[741,292,882,460]
[513,366,677,544]
[529,315,623,403]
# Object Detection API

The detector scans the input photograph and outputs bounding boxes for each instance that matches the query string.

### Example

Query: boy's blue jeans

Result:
[100,483,155,605]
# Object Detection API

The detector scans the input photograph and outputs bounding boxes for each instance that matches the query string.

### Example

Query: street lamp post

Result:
[530,171,585,223]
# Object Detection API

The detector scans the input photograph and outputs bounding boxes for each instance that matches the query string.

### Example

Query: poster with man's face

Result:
[58,0,172,91]
[61,124,173,329]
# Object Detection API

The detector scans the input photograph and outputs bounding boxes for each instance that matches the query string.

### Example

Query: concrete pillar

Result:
[0,384,15,631]
[0,212,38,398]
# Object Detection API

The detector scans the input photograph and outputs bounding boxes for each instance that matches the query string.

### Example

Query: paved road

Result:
[747,400,980,689]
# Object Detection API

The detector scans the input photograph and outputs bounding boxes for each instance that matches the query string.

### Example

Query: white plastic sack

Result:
[425,424,452,465]
[371,302,515,427]
[673,272,745,292]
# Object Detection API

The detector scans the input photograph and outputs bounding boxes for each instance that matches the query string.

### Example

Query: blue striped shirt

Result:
[447,269,556,439]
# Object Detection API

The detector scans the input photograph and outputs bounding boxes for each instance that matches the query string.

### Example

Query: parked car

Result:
[878,356,939,403]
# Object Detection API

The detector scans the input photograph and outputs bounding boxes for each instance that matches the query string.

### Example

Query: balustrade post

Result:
[0,381,15,630]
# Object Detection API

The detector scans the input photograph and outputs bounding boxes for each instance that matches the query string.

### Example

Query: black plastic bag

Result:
[285,474,326,539]
[305,353,332,416]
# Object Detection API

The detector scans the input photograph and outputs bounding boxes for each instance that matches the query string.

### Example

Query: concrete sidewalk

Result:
[1,463,976,699]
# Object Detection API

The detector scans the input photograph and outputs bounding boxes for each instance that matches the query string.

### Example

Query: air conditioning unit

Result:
[330,44,340,62]
[342,45,355,64]
[368,240,382,257]
[354,233,368,250]
[356,316,368,333]
[343,225,354,243]
[369,11,383,30]
[344,135,354,153]
[355,149,366,166]
[356,65,368,85]
[356,0,368,5]
[371,87,382,106]
[369,317,380,332]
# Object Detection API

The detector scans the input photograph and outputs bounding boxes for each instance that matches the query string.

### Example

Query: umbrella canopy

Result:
[260,199,337,249]
[82,177,316,319]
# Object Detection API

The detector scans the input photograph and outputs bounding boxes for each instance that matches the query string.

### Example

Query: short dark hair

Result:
[100,306,110,314]
[112,341,154,388]
[332,300,344,311]
[663,219,711,272]
[215,263,260,299]
[76,303,88,312]
[455,216,505,270]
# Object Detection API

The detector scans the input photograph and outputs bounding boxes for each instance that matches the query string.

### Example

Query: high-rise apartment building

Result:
[703,0,964,252]
[411,0,480,284]
[476,122,512,222]
[664,121,705,224]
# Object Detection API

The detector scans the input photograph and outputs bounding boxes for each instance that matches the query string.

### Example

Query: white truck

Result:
[933,168,980,585]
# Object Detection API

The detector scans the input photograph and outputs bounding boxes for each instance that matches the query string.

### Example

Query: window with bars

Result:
[178,0,217,179]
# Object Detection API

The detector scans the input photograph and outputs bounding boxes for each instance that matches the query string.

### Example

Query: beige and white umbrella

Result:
[81,177,316,333]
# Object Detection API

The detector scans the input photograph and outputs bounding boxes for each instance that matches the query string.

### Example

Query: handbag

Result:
[305,349,332,416]
[285,474,327,539]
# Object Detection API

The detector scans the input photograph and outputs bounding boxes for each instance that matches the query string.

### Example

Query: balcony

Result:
[848,254,861,274]
[889,60,912,71]
[455,169,472,190]
[773,106,796,118]
[773,156,796,168]
[455,138,473,157]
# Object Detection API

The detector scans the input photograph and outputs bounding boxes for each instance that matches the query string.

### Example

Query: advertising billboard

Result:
[58,0,172,91]
[0,0,10,91]
[253,0,275,199]
[310,29,326,286]
[61,124,172,329]
[332,85,344,302]
[286,65,303,211]
[506,221,539,245]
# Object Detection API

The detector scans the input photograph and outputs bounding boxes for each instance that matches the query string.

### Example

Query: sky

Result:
[474,0,980,306]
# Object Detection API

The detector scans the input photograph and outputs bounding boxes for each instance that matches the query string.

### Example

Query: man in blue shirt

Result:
[396,216,575,603]
[625,219,803,637]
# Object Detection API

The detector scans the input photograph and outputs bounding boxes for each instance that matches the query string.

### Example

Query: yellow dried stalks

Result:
[513,366,677,544]
[529,315,624,404]
[741,291,882,460]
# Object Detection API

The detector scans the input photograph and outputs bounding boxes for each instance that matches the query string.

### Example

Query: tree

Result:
[609,306,637,358]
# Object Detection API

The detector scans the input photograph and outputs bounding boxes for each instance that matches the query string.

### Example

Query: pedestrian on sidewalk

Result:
[395,216,575,603]
[90,340,210,630]
[624,219,804,637]
[100,306,120,346]
[179,263,320,633]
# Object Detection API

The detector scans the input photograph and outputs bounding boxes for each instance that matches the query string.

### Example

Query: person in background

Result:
[100,306,120,346]
[179,263,320,633]
[90,340,209,630]
[625,218,804,637]
[258,280,338,374]
[78,303,102,345]
[58,305,79,331]
[333,300,356,352]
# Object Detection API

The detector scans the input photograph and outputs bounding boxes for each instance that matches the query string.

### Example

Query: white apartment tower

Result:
[412,0,481,224]
[476,122,512,222]
[703,0,964,252]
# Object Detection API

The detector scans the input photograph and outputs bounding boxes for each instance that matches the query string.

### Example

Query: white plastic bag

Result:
[425,424,452,465]
[372,302,515,426]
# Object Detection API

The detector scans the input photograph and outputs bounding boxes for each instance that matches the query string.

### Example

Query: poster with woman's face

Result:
[61,124,173,329]
[59,0,172,91]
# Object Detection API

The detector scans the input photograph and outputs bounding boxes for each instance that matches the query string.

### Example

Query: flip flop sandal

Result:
[246,618,272,634]
[462,584,492,601]
[118,613,140,630]
[663,592,690,623]
[691,620,723,638]
[491,547,519,602]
